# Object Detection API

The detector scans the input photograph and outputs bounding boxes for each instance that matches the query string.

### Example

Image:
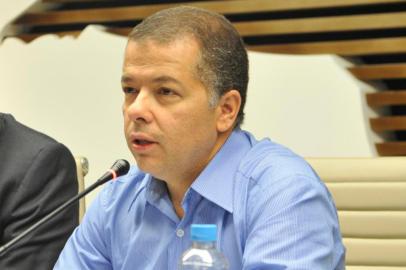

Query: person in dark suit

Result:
[0,113,78,269]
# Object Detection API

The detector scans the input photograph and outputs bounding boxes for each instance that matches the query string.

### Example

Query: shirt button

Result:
[176,229,184,238]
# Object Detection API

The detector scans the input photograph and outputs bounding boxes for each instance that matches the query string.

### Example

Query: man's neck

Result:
[166,182,188,218]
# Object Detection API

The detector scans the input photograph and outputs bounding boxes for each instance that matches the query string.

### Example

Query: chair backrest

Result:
[74,156,89,222]
[306,157,406,269]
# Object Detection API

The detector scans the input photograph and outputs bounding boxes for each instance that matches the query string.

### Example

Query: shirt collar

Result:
[145,176,167,202]
[191,129,253,213]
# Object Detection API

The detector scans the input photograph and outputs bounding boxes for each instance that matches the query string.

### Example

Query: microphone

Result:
[0,159,130,257]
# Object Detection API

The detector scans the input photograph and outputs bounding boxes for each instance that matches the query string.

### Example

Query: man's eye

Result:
[159,88,175,96]
[122,87,136,94]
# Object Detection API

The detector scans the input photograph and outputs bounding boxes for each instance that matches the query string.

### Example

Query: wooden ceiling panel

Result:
[367,91,406,107]
[376,142,406,156]
[235,12,406,37]
[349,64,406,80]
[371,116,406,132]
[247,37,406,56]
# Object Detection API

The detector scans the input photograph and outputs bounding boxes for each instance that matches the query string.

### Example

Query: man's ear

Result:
[216,90,241,133]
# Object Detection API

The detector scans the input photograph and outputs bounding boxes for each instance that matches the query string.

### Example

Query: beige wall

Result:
[244,52,379,157]
[0,24,378,205]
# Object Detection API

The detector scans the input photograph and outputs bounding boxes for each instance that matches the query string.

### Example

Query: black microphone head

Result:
[110,159,130,177]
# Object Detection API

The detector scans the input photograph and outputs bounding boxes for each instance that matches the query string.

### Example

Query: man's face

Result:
[121,38,223,183]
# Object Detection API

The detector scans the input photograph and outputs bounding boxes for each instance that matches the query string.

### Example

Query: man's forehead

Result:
[126,34,201,52]
[124,38,202,73]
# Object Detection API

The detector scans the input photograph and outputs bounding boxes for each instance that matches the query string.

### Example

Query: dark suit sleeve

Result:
[0,142,79,270]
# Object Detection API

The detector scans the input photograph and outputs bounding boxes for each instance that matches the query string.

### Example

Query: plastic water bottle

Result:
[178,224,229,270]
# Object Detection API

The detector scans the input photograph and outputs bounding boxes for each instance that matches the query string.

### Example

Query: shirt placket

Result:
[167,189,202,269]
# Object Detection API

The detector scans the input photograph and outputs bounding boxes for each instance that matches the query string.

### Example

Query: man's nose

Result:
[127,90,153,123]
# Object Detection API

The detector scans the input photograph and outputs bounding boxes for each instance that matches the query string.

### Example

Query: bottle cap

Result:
[190,224,217,242]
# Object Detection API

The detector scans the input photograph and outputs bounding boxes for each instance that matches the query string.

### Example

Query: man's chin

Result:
[135,158,160,175]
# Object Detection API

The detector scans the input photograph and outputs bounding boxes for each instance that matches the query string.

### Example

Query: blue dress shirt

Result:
[55,129,345,269]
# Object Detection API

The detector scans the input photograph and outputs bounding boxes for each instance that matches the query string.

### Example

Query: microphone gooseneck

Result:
[96,159,130,185]
[0,159,130,257]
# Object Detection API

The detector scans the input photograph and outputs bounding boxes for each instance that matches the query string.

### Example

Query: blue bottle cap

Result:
[191,224,217,242]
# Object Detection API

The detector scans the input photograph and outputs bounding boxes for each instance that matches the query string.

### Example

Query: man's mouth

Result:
[134,139,153,146]
[129,132,157,151]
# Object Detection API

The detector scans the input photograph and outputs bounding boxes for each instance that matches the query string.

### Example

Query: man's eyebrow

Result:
[152,76,181,85]
[121,75,134,84]
[121,75,182,86]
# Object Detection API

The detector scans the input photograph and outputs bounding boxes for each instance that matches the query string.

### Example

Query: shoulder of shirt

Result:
[98,165,148,208]
[237,137,320,187]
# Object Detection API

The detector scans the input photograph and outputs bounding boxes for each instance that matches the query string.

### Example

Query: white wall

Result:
[243,52,379,157]
[0,25,378,205]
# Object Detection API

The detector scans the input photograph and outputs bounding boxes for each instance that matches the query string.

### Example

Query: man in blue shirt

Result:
[55,6,345,269]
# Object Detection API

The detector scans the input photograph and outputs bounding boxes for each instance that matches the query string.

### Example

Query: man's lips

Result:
[129,132,157,148]
[134,139,152,145]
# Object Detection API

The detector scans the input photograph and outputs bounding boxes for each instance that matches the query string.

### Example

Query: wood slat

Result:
[344,238,406,266]
[367,90,406,107]
[339,211,406,238]
[234,12,406,37]
[15,0,406,26]
[349,64,406,80]
[370,116,406,132]
[376,142,406,156]
[247,37,406,56]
